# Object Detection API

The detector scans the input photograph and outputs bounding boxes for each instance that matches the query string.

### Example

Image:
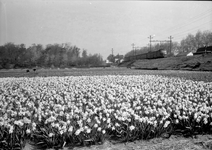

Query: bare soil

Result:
[23,134,212,150]
[70,135,212,150]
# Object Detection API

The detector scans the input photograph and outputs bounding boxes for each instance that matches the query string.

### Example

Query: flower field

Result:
[0,75,212,149]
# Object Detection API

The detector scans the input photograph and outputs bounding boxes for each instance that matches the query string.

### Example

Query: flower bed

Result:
[0,75,212,149]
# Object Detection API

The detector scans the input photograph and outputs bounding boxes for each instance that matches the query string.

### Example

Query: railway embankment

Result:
[120,54,212,71]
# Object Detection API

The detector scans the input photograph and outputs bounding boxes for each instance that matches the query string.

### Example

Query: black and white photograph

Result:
[0,0,212,150]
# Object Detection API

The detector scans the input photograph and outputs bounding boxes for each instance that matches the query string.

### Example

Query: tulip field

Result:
[0,69,212,149]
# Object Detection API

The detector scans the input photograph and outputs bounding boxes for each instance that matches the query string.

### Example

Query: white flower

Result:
[86,128,91,133]
[97,127,102,131]
[49,133,54,137]
[68,126,73,132]
[106,113,110,117]
[94,124,98,128]
[194,113,198,119]
[14,120,24,127]
[115,123,120,127]
[87,118,91,123]
[23,117,31,124]
[196,118,201,123]
[26,129,31,134]
[75,129,81,135]
[32,122,36,127]
[153,121,157,127]
[203,118,208,124]
[103,117,106,122]
[9,126,14,134]
[129,125,135,131]
[163,121,170,128]
[59,130,64,135]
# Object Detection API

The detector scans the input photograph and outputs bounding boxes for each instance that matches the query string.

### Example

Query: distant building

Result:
[176,51,193,57]
[114,55,124,63]
[106,59,112,64]
[115,58,124,64]
[187,52,193,56]
[173,48,180,56]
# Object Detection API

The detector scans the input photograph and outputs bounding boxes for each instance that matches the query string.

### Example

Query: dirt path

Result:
[23,135,212,150]
[69,135,212,150]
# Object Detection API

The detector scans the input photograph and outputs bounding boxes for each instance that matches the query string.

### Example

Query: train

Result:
[124,46,212,62]
[124,49,168,61]
[194,46,212,55]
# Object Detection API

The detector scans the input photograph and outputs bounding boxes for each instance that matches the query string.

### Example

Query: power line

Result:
[141,15,211,47]
[138,9,212,49]
[159,20,212,42]
[156,8,212,37]
[194,8,212,17]
[167,14,212,34]
[172,21,212,37]
[162,22,211,41]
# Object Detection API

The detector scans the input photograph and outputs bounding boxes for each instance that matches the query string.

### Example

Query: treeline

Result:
[0,43,104,69]
[125,30,212,57]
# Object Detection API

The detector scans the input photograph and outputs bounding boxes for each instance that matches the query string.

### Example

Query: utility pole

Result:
[111,48,114,63]
[168,36,173,55]
[148,35,154,52]
[131,43,135,58]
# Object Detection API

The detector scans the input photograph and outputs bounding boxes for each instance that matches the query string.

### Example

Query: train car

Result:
[194,46,212,55]
[136,53,146,59]
[157,49,167,58]
[124,49,167,61]
[146,49,167,59]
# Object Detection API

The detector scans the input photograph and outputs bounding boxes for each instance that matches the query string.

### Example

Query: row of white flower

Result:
[0,75,212,137]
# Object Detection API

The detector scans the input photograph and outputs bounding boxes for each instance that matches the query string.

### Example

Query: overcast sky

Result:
[0,0,211,59]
